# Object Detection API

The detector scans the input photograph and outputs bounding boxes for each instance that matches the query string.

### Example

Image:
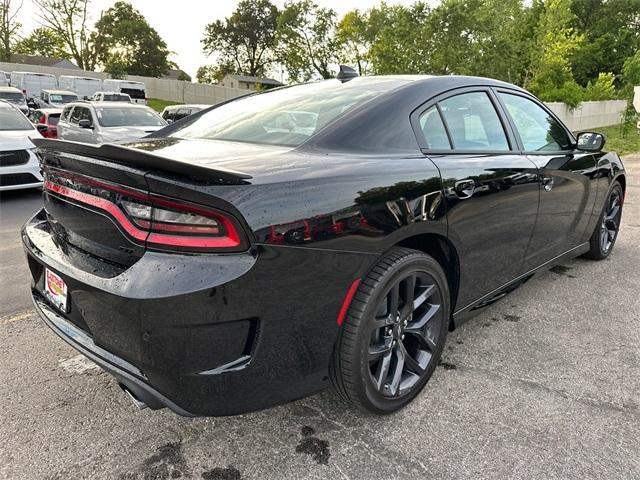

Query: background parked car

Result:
[0,71,8,86]
[9,72,57,108]
[102,79,147,105]
[29,108,62,139]
[58,75,103,99]
[161,104,211,123]
[0,86,29,115]
[89,91,132,103]
[0,101,46,191]
[39,89,79,108]
[57,101,167,144]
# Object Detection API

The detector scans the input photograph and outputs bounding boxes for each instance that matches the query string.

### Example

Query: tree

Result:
[95,1,172,77]
[196,61,235,84]
[34,0,103,70]
[570,0,640,87]
[526,0,585,107]
[13,27,70,58]
[202,0,278,78]
[0,0,21,61]
[337,10,374,75]
[277,0,340,81]
[366,3,431,75]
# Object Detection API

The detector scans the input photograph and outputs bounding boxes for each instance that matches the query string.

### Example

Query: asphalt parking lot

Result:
[0,156,638,480]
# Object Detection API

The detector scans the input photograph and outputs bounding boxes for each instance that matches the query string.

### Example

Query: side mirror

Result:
[36,124,49,134]
[78,119,93,129]
[576,131,605,152]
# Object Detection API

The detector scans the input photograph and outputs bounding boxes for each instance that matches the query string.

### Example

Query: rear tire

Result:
[583,181,623,260]
[330,247,450,414]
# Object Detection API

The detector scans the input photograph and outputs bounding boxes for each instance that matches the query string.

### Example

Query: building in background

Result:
[10,54,79,70]
[219,74,283,91]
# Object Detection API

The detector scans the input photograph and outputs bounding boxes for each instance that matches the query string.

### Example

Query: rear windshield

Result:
[0,92,25,102]
[49,94,78,104]
[121,88,145,99]
[0,107,33,130]
[172,79,403,147]
[103,94,130,102]
[95,107,165,127]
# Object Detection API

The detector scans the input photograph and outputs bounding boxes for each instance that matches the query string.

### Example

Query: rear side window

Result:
[419,106,451,150]
[498,93,572,151]
[438,92,509,151]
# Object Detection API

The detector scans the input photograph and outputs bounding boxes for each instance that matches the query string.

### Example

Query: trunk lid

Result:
[34,139,252,267]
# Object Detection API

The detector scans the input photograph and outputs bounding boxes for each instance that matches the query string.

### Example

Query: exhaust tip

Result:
[119,383,148,410]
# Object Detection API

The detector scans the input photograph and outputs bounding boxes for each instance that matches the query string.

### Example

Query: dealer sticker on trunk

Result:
[44,268,68,312]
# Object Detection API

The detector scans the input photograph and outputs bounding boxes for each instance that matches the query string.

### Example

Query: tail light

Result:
[44,170,245,252]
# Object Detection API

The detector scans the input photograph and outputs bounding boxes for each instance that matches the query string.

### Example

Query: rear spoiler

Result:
[32,138,252,185]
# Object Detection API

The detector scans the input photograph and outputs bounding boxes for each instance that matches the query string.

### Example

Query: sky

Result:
[17,0,420,79]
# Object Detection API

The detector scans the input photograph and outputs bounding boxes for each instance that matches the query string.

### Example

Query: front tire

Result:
[584,181,623,260]
[330,247,450,414]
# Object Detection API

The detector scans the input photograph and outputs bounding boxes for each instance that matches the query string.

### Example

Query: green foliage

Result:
[202,0,278,78]
[33,0,102,71]
[0,0,22,62]
[196,62,235,84]
[622,51,640,88]
[96,1,172,77]
[193,0,640,108]
[336,9,375,75]
[526,0,584,106]
[147,98,181,113]
[584,72,618,101]
[277,0,340,81]
[570,0,640,87]
[589,123,640,156]
[13,27,70,59]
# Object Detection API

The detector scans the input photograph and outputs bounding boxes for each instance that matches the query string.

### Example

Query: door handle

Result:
[454,179,476,199]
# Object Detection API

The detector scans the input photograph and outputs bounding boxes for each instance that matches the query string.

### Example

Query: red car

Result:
[30,108,62,139]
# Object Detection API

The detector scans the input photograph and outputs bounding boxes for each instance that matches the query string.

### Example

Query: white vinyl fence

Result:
[0,62,248,105]
[545,100,628,131]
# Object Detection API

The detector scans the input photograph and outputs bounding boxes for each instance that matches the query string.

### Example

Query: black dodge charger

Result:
[23,74,625,416]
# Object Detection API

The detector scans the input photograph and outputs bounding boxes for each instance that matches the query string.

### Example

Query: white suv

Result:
[57,101,167,144]
[0,101,46,191]
[90,91,132,103]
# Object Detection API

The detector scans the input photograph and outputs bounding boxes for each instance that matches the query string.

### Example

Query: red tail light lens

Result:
[44,171,245,251]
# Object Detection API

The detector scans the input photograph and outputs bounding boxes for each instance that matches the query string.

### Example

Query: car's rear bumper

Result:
[23,209,374,415]
[32,292,195,415]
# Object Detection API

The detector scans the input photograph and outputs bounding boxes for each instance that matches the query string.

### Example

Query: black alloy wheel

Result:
[330,247,450,414]
[585,181,623,260]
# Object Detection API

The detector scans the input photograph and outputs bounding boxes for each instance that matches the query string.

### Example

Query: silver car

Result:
[57,102,167,144]
[0,101,46,191]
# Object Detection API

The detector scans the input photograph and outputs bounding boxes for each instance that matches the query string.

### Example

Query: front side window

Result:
[419,106,451,150]
[498,93,572,152]
[61,106,73,121]
[438,92,509,151]
[77,107,93,125]
[69,107,82,124]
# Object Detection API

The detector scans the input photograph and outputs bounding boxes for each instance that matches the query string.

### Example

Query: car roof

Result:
[0,86,22,92]
[94,91,130,96]
[34,108,63,114]
[42,89,77,95]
